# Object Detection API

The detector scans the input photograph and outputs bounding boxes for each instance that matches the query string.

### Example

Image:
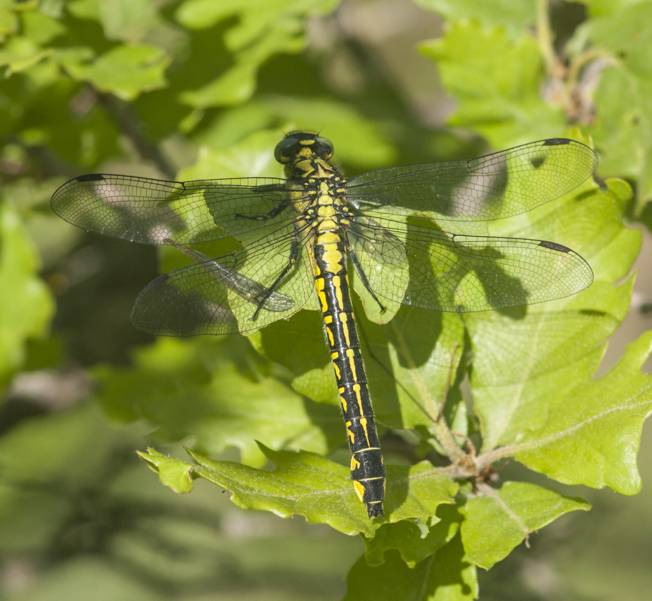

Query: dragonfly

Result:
[51,131,596,518]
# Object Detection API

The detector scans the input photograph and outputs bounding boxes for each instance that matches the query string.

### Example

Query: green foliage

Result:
[345,536,478,601]
[0,204,53,395]
[139,446,457,537]
[421,21,565,145]
[1,1,652,600]
[96,337,340,466]
[415,0,537,35]
[460,482,590,569]
[176,0,338,108]
[576,1,652,206]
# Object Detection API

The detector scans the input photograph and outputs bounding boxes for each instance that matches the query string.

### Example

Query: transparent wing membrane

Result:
[347,138,596,221]
[132,226,316,335]
[51,173,297,245]
[350,217,593,312]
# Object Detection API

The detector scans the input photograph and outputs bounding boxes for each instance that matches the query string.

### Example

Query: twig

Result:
[96,91,176,179]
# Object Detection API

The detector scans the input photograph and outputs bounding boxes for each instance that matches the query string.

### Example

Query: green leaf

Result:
[575,0,648,18]
[365,505,461,567]
[178,128,285,180]
[0,205,53,394]
[178,445,457,537]
[415,0,537,34]
[0,35,50,73]
[344,536,478,601]
[21,10,65,45]
[95,337,340,467]
[512,332,652,494]
[577,2,652,208]
[60,44,169,100]
[421,20,564,146]
[137,448,194,493]
[177,0,338,107]
[98,0,159,43]
[249,309,335,405]
[356,308,464,430]
[0,8,18,41]
[460,482,590,569]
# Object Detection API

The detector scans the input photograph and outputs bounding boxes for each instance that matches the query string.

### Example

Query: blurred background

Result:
[1,0,651,599]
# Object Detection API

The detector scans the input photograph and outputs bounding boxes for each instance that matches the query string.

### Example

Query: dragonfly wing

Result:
[51,173,298,244]
[349,217,593,312]
[132,229,316,335]
[346,138,597,221]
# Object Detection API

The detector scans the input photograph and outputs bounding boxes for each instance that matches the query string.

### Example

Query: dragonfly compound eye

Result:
[274,136,299,164]
[314,136,334,160]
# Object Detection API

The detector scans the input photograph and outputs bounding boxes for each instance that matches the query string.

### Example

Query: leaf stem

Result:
[536,0,557,76]
[388,321,467,464]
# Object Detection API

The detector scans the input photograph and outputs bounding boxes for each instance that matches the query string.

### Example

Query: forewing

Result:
[51,173,297,244]
[349,217,593,312]
[131,228,316,335]
[346,138,597,221]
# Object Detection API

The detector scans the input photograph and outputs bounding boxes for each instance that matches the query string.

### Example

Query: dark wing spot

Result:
[542,138,571,146]
[539,240,571,253]
[530,154,545,168]
[76,173,105,182]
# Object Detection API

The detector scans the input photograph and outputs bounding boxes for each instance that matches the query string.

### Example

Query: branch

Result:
[96,90,176,179]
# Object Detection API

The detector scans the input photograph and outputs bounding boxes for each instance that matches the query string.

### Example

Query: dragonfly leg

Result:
[252,235,300,320]
[349,247,386,313]
[235,200,290,221]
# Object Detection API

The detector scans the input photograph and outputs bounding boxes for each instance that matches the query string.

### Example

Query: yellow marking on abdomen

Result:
[353,480,366,501]
[360,416,371,446]
[331,350,341,379]
[346,348,358,381]
[350,456,361,471]
[315,277,329,312]
[352,383,364,415]
[321,247,343,272]
[339,312,351,346]
[333,275,345,308]
[345,420,355,444]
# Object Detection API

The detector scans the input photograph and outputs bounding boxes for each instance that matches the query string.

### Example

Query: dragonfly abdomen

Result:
[313,240,385,518]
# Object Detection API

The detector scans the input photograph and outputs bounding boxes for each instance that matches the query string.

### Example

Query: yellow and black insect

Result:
[51,131,596,518]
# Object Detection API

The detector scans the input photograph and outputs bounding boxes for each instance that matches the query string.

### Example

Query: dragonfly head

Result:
[274,131,334,164]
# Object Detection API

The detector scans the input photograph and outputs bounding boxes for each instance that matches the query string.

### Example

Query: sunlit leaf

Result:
[138,447,194,493]
[460,482,590,569]
[416,0,537,34]
[578,1,652,208]
[153,445,458,537]
[421,21,564,146]
[176,0,338,107]
[60,44,169,100]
